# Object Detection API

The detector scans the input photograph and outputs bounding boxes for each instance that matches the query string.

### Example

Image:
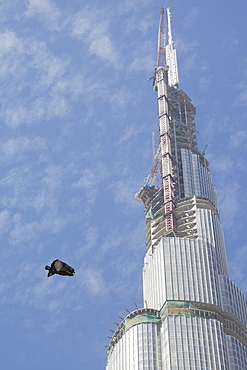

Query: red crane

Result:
[157,7,166,68]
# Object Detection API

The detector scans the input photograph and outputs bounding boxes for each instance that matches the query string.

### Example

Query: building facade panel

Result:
[143,237,220,310]
[196,209,229,276]
[160,315,229,369]
[181,149,218,209]
[225,335,247,370]
[219,275,247,327]
[107,322,161,370]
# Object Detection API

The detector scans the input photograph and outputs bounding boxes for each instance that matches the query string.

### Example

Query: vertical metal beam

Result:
[156,67,176,231]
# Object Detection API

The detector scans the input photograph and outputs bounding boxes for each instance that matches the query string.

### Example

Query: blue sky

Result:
[0,0,246,369]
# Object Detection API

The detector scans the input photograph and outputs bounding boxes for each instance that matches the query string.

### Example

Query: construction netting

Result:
[162,301,189,310]
[161,301,221,322]
[124,313,160,331]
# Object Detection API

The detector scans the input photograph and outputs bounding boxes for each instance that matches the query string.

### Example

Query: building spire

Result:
[166,8,179,87]
[167,7,174,46]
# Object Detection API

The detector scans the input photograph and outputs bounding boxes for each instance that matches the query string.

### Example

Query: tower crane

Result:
[157,7,166,68]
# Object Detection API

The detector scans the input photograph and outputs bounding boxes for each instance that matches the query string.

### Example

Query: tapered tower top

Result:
[157,7,179,87]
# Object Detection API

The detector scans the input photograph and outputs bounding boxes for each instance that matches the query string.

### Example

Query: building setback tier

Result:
[107,304,247,369]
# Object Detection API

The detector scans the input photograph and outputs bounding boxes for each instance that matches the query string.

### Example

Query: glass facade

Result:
[219,275,247,327]
[107,310,161,370]
[161,316,229,369]
[181,149,218,209]
[226,336,247,370]
[196,208,229,276]
[143,238,220,309]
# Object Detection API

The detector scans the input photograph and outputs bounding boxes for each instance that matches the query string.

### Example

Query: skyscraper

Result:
[106,7,247,370]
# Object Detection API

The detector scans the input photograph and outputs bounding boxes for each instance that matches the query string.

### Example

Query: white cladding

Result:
[106,322,160,370]
[166,8,179,87]
[196,208,229,276]
[143,237,220,310]
[219,275,247,327]
[225,336,247,369]
[107,314,247,369]
[181,148,218,209]
[161,315,229,369]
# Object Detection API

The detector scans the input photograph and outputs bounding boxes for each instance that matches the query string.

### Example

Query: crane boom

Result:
[157,7,166,67]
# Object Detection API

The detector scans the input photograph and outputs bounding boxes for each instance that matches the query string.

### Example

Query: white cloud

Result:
[72,168,99,210]
[0,162,70,248]
[0,20,136,129]
[77,226,99,259]
[42,164,63,190]
[128,40,155,73]
[218,182,240,228]
[0,31,70,127]
[176,38,198,56]
[138,13,153,34]
[211,155,234,173]
[5,263,78,320]
[121,0,153,12]
[0,209,11,234]
[98,229,123,260]
[107,88,131,112]
[79,267,107,296]
[9,214,45,246]
[71,161,109,214]
[199,75,211,92]
[234,83,247,106]
[112,179,140,211]
[236,158,247,171]
[1,163,63,208]
[182,53,197,73]
[25,0,62,31]
[28,41,68,88]
[183,7,199,28]
[234,57,247,106]
[0,166,31,208]
[0,29,20,57]
[114,123,143,146]
[2,136,46,160]
[221,36,239,51]
[70,7,121,67]
[123,10,153,36]
[230,130,247,149]
[175,37,198,79]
